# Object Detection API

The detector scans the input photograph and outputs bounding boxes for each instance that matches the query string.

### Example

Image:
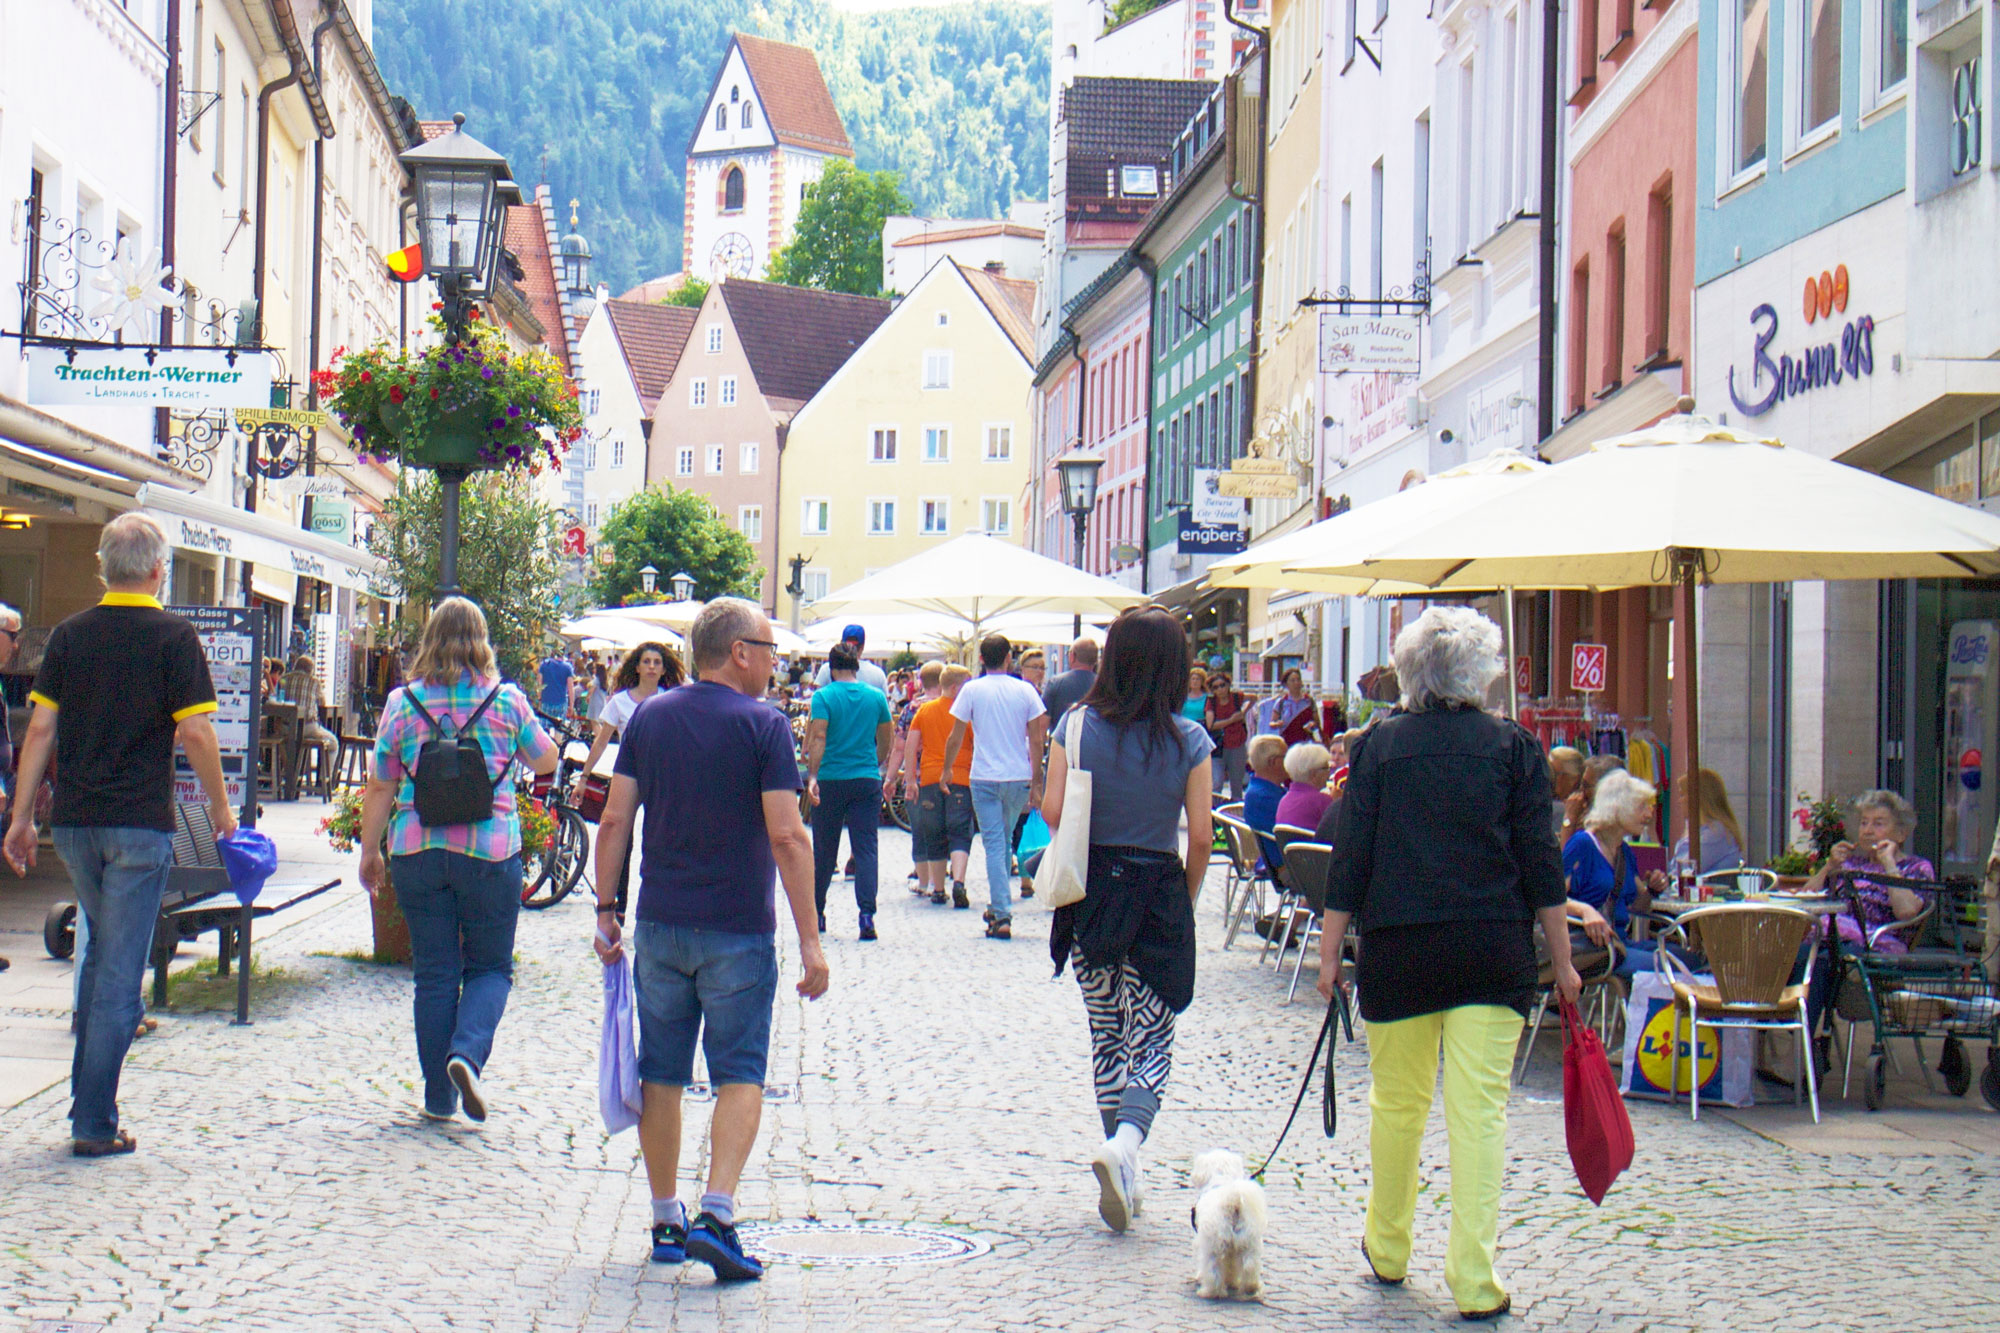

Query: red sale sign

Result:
[1515,656,1532,693]
[1572,642,1608,693]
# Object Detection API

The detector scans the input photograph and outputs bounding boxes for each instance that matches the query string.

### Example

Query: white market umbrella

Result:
[804,534,1147,634]
[802,610,1107,660]
[606,600,706,632]
[557,614,684,653]
[1321,407,2000,864]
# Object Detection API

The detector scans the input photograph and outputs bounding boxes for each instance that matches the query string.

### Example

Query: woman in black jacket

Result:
[1316,607,1579,1321]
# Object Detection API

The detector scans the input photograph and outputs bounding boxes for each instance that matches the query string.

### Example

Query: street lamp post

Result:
[1054,451,1104,639]
[670,570,696,603]
[639,564,659,595]
[397,113,521,601]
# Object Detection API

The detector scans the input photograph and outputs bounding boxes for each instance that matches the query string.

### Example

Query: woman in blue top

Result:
[1564,769,1676,977]
[1041,607,1212,1236]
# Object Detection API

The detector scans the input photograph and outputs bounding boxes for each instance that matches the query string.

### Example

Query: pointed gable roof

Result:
[504,201,569,373]
[716,278,889,406]
[958,262,1037,362]
[732,34,852,157]
[604,301,698,415]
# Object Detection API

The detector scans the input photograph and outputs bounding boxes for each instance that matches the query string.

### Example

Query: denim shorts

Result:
[633,920,779,1087]
[911,782,974,861]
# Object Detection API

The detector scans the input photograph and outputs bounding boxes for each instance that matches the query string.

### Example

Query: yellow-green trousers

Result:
[1363,1003,1524,1314]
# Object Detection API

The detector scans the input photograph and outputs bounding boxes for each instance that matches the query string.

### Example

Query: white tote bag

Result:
[1043,707,1095,908]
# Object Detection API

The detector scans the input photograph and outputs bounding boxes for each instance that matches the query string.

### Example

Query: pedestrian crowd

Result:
[5,549,1953,1315]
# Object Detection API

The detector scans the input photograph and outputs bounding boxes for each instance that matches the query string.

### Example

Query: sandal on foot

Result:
[1461,1297,1512,1322]
[72,1129,138,1157]
[1362,1239,1404,1286]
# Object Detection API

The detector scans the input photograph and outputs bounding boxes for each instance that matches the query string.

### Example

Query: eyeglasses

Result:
[737,638,779,651]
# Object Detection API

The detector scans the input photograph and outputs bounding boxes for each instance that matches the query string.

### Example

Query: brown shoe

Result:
[72,1128,138,1157]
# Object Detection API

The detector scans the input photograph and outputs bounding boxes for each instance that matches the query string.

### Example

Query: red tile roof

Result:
[603,300,698,415]
[504,200,569,374]
[716,278,889,406]
[891,221,1043,247]
[959,262,1037,361]
[734,34,853,157]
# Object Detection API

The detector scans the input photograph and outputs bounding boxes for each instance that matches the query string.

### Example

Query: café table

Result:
[261,699,303,802]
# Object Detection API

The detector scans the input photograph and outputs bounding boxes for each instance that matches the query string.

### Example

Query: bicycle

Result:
[520,708,593,910]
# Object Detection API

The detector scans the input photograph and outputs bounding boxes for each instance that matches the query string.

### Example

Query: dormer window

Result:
[1120,164,1159,197]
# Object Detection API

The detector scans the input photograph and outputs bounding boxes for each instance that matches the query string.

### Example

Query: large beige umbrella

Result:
[1306,406,2000,863]
[804,534,1147,634]
[606,600,706,632]
[557,614,684,653]
[1205,448,1548,594]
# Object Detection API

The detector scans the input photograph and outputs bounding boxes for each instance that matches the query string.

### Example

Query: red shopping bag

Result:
[1561,997,1634,1205]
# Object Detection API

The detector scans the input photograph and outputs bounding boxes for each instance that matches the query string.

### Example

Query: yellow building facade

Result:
[778,258,1036,619]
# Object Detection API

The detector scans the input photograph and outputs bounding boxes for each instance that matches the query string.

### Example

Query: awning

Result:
[133,483,385,594]
[0,391,198,489]
[1260,629,1309,658]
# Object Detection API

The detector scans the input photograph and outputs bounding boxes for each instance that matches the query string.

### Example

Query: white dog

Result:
[1189,1149,1267,1301]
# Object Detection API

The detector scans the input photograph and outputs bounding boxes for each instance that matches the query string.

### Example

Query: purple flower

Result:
[506,444,523,459]
[506,405,521,418]
[481,367,495,379]
[491,418,506,430]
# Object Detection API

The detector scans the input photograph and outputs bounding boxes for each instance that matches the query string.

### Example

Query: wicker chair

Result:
[1662,903,1821,1122]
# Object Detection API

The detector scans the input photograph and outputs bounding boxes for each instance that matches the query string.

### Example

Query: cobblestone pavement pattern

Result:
[4,819,2000,1331]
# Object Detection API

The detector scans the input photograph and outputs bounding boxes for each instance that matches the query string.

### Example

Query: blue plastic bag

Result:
[1016,809,1052,858]
[216,827,277,906]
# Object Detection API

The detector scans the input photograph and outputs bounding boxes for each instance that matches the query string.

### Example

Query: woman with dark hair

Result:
[1040,607,1213,1233]
[579,641,686,916]
[1258,665,1322,746]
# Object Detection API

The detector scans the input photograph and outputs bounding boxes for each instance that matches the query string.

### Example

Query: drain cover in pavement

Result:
[739,1221,989,1267]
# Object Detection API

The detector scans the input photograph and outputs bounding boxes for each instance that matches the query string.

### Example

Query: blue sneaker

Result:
[685,1212,763,1281]
[650,1219,687,1264]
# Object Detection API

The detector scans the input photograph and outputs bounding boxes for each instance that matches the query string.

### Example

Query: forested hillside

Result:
[373,0,1050,294]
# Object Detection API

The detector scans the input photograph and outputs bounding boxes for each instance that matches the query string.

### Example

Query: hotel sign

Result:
[25,345,273,409]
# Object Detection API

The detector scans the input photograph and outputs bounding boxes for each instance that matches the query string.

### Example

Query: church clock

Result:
[710,232,756,280]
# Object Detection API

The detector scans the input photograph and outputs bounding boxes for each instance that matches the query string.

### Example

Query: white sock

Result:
[651,1197,685,1227]
[1112,1122,1144,1155]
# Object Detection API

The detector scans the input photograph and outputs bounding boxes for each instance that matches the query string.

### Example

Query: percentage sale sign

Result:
[1571,642,1608,693]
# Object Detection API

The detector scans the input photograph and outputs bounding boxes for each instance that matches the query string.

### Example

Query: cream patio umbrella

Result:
[1302,405,2000,864]
[804,533,1148,636]
[605,600,706,633]
[556,614,684,653]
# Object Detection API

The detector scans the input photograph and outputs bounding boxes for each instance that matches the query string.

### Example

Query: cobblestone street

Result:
[4,817,2000,1331]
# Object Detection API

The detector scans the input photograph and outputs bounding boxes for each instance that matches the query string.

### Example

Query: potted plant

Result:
[320,786,558,964]
[311,309,583,474]
[1766,793,1850,891]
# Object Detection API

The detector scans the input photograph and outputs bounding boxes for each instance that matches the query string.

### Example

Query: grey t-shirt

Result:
[1042,668,1096,729]
[1052,706,1213,853]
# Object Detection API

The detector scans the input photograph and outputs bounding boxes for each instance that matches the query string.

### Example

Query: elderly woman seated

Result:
[1801,789,1936,952]
[1563,769,1683,979]
[1276,742,1334,832]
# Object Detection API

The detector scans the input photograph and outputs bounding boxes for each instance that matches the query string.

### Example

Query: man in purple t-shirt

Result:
[592,598,828,1282]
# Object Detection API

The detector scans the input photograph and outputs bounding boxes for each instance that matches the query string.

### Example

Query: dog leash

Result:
[1250,984,1353,1182]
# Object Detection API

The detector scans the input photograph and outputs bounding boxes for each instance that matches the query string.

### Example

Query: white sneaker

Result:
[1090,1139,1138,1233]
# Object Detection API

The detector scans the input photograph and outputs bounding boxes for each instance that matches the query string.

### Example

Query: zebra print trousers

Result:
[1072,943,1178,1140]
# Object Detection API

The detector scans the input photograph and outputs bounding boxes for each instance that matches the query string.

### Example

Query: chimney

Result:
[984,260,1006,274]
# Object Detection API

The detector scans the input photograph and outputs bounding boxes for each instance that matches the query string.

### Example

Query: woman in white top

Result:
[576,640,685,918]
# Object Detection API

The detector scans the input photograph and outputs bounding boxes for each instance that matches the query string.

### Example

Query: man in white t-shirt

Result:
[943,634,1047,939]
[811,625,889,696]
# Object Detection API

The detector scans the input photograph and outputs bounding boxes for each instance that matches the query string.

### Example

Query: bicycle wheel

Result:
[554,807,590,901]
[884,786,912,832]
[523,806,589,909]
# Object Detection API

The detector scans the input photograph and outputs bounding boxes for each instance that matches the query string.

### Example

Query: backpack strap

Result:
[461,684,505,731]
[402,687,442,736]
[403,683,503,739]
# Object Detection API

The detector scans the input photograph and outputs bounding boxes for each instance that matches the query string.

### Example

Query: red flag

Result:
[384,243,424,283]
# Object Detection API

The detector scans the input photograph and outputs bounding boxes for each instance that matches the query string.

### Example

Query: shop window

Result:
[1934,424,1978,504]
[1979,412,2000,499]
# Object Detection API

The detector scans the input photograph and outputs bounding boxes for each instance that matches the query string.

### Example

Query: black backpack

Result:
[403,685,505,827]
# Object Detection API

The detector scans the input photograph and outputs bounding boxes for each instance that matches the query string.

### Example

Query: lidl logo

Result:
[1634,1003,1719,1094]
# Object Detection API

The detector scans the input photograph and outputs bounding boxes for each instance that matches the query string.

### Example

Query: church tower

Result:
[683,34,854,283]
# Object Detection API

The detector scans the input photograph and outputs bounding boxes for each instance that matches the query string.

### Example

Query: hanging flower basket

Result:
[311,308,583,475]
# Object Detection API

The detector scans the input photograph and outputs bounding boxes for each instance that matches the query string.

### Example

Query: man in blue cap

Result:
[812,625,889,697]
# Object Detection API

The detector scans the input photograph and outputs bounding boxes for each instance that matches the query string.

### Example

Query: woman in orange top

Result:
[906,664,976,908]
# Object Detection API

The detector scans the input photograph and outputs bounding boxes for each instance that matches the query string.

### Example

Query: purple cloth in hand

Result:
[599,952,642,1134]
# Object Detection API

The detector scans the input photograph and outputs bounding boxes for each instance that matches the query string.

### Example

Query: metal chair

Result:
[1515,933,1623,1083]
[1213,812,1278,949]
[1662,903,1821,1122]
[1697,867,1779,899]
[1276,842,1334,1004]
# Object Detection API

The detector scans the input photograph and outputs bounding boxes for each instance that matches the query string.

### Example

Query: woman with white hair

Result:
[1317,606,1576,1320]
[1274,741,1334,831]
[1563,769,1680,978]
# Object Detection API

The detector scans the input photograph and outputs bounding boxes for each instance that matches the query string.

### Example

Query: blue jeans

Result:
[633,922,778,1086]
[53,826,173,1143]
[970,780,1030,921]
[811,777,881,917]
[392,850,523,1116]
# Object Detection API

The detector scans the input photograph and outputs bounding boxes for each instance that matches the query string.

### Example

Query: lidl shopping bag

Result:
[1618,971,1754,1107]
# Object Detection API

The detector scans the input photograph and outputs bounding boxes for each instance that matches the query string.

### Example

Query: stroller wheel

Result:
[44,901,77,960]
[1940,1036,1972,1098]
[1864,1053,1888,1111]
[1982,1054,2000,1115]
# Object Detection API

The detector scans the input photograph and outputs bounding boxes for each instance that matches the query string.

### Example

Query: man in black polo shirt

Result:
[3,513,236,1157]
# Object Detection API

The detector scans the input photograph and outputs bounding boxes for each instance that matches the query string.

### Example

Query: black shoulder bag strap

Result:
[1251,981,1355,1181]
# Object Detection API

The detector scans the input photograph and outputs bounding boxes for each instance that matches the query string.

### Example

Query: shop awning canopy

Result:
[134,483,385,594]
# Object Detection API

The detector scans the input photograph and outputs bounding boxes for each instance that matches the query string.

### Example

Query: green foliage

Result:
[767,161,911,295]
[587,488,761,607]
[1108,0,1173,26]
[661,276,709,308]
[373,0,1050,295]
[369,472,568,681]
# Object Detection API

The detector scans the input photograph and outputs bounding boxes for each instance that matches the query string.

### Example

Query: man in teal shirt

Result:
[805,644,894,940]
